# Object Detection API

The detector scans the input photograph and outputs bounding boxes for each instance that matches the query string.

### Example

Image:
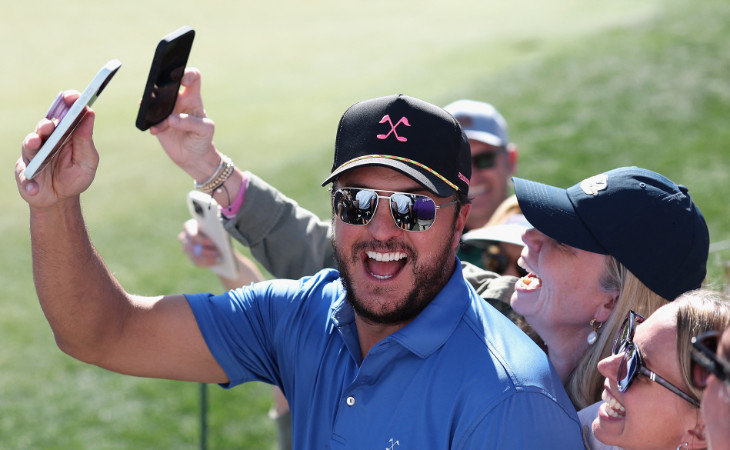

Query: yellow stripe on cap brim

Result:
[335,154,461,191]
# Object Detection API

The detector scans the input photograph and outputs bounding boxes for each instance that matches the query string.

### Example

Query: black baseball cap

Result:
[513,167,709,301]
[321,94,471,197]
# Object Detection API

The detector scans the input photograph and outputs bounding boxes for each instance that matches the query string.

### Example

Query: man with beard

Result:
[16,92,581,448]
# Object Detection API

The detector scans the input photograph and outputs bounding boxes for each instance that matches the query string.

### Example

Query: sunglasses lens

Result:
[472,152,497,170]
[390,194,437,231]
[613,319,630,355]
[482,244,508,273]
[334,188,378,225]
[333,189,439,231]
[618,345,639,392]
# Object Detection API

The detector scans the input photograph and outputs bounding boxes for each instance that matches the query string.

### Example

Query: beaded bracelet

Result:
[194,154,235,194]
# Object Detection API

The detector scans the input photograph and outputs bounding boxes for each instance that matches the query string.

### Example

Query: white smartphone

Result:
[24,59,122,180]
[186,190,239,280]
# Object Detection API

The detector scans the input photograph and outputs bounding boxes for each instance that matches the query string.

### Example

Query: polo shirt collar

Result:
[330,259,471,359]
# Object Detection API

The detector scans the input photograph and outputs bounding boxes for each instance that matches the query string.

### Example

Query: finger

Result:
[73,108,96,140]
[177,68,206,116]
[180,68,201,94]
[61,90,81,106]
[183,218,199,233]
[148,119,169,135]
[34,118,57,142]
[196,245,223,264]
[177,230,189,246]
[168,113,215,137]
[190,230,217,248]
[14,157,39,196]
[58,109,98,174]
[21,119,55,167]
[183,241,221,268]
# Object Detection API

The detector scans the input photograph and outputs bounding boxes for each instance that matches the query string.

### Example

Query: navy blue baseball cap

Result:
[322,94,472,197]
[513,166,709,301]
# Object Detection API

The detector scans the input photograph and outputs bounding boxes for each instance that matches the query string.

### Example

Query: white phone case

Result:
[186,190,238,280]
[24,59,122,180]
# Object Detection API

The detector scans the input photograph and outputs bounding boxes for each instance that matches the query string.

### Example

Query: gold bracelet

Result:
[194,155,235,194]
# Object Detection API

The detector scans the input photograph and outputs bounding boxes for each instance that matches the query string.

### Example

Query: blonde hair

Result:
[675,290,730,403]
[565,256,668,409]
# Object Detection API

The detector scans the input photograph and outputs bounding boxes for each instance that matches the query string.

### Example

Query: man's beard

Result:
[333,233,456,326]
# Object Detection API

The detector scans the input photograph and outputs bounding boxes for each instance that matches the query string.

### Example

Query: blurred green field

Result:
[1,0,729,448]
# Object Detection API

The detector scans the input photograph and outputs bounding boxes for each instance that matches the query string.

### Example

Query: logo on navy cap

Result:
[580,174,608,196]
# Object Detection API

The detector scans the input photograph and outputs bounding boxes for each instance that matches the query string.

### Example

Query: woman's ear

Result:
[682,414,706,449]
[594,293,618,323]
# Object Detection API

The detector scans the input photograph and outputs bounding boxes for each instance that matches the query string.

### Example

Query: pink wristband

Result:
[221,173,249,219]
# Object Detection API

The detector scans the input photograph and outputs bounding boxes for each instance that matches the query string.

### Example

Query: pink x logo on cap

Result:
[377,115,410,142]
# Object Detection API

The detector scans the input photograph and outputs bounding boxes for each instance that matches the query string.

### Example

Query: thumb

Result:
[169,113,214,136]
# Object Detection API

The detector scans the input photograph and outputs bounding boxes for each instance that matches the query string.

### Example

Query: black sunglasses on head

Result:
[331,187,456,232]
[612,310,700,407]
[691,330,730,390]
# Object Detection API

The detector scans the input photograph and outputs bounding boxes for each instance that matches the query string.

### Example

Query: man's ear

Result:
[506,143,518,173]
[453,202,472,249]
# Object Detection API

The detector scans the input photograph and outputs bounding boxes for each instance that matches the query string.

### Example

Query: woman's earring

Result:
[587,318,603,345]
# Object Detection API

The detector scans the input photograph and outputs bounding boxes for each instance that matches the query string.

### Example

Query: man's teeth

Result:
[367,251,407,262]
[602,390,626,418]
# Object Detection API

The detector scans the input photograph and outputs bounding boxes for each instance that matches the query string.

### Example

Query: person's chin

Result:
[510,276,541,315]
[592,399,626,447]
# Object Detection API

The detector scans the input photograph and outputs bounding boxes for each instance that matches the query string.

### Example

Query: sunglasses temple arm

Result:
[693,341,730,382]
[641,367,700,407]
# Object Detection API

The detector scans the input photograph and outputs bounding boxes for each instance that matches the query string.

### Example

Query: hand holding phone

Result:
[187,190,239,279]
[24,59,122,180]
[136,26,195,131]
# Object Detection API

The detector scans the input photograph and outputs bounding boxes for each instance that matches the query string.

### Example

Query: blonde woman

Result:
[580,289,730,449]
[693,322,730,449]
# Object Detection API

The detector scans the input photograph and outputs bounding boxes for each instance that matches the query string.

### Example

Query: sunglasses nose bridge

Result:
[365,195,405,236]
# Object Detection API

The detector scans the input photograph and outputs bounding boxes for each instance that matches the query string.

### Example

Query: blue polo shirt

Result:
[186,262,582,449]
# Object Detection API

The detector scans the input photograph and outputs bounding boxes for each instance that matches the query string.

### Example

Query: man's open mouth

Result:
[365,251,408,280]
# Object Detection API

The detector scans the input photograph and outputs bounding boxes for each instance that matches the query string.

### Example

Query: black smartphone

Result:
[135,26,195,131]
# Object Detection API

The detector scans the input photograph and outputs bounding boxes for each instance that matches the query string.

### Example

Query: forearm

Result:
[216,250,265,291]
[30,198,131,363]
[223,172,336,279]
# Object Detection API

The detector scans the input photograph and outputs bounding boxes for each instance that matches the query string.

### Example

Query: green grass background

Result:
[1,0,729,447]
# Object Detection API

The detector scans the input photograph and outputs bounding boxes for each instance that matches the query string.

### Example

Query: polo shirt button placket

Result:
[346,396,356,406]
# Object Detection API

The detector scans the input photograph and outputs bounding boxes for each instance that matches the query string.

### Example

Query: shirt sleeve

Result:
[222,172,337,279]
[185,269,340,389]
[455,391,584,449]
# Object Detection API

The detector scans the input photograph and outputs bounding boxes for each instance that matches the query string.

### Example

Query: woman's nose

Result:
[597,351,623,380]
[521,227,544,251]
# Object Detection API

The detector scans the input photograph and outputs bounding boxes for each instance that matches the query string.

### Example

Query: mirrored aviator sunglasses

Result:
[691,330,730,390]
[331,187,456,232]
